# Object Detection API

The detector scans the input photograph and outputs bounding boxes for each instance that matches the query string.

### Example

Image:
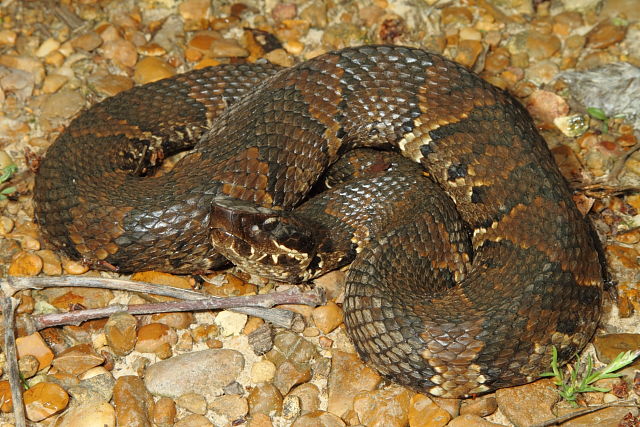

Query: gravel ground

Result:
[0,0,639,426]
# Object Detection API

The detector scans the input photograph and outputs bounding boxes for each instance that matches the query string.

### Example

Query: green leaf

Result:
[1,186,16,195]
[541,347,639,406]
[0,164,17,183]
[587,107,608,121]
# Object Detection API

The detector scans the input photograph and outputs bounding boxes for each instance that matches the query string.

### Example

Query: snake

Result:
[34,45,605,398]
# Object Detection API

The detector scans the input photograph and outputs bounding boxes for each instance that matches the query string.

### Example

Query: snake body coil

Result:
[34,45,604,397]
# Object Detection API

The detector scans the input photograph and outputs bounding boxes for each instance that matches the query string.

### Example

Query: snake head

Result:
[209,199,317,282]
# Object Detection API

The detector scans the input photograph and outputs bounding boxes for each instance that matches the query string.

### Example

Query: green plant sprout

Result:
[586,107,626,133]
[0,163,17,201]
[541,346,640,407]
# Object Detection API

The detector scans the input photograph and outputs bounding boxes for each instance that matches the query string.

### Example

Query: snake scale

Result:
[34,45,605,398]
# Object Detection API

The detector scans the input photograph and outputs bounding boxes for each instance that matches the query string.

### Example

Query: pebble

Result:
[144,349,244,400]
[248,383,283,416]
[45,287,113,310]
[447,414,505,426]
[132,270,194,291]
[152,396,177,427]
[288,383,321,414]
[455,39,484,68]
[495,378,558,426]
[0,381,11,412]
[90,74,134,97]
[41,89,86,122]
[0,30,17,46]
[264,48,295,67]
[313,270,345,301]
[327,350,382,418]
[34,249,61,276]
[0,55,45,84]
[35,38,61,58]
[176,331,194,351]
[0,216,13,235]
[526,90,570,124]
[52,343,105,375]
[176,392,207,415]
[191,324,219,343]
[179,0,211,30]
[251,359,277,383]
[312,301,344,334]
[105,312,138,356]
[133,56,176,84]
[321,23,366,49]
[272,3,297,22]
[135,322,177,354]
[78,367,115,401]
[509,31,560,60]
[554,114,590,137]
[274,359,312,394]
[459,394,498,417]
[55,401,115,427]
[1,67,34,100]
[59,258,89,274]
[150,312,194,330]
[586,20,627,49]
[24,382,69,422]
[408,394,452,427]
[113,375,154,427]
[101,39,138,68]
[601,0,640,20]
[214,310,248,336]
[593,333,640,366]
[8,251,43,276]
[266,330,319,368]
[18,354,40,378]
[292,411,346,427]
[243,316,265,335]
[298,1,327,26]
[175,414,213,427]
[209,39,249,57]
[441,6,473,26]
[16,332,54,370]
[16,294,34,314]
[223,381,244,395]
[209,394,249,419]
[282,394,301,419]
[352,385,413,427]
[71,32,103,51]
[525,60,560,85]
[186,31,221,57]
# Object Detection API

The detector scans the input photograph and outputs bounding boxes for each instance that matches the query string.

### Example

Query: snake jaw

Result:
[209,199,317,282]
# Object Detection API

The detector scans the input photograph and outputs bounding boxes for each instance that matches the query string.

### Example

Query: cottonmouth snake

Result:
[34,45,605,398]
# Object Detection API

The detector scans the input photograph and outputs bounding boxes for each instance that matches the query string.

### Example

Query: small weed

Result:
[0,163,17,201]
[586,107,626,133]
[541,346,640,407]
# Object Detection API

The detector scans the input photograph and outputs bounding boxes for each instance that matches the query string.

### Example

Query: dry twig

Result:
[1,276,324,330]
[1,297,26,427]
[530,400,640,427]
[28,287,323,331]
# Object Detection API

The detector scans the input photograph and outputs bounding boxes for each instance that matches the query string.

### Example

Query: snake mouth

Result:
[209,199,317,282]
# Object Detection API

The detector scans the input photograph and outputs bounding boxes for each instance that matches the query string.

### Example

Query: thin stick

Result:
[529,400,640,427]
[29,287,323,331]
[1,276,206,300]
[1,297,26,427]
[51,2,85,32]
[1,276,321,328]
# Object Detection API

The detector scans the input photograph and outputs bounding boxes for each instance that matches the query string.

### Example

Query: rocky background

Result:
[0,0,639,426]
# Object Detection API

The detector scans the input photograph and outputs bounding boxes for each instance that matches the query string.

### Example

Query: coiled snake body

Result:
[34,45,604,398]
